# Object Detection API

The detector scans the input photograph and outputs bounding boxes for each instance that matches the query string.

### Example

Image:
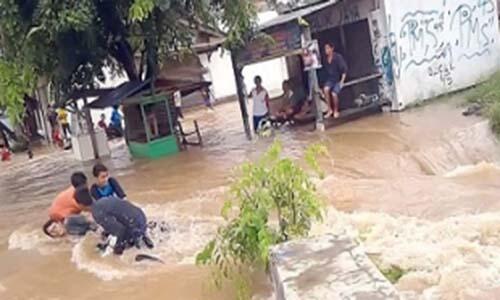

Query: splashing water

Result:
[8,225,77,255]
[311,207,500,300]
[443,161,500,178]
[3,98,500,300]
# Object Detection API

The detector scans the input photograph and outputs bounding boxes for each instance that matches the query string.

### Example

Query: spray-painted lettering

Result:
[387,0,497,87]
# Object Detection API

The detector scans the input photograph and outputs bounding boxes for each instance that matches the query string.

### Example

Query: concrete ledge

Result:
[269,234,401,300]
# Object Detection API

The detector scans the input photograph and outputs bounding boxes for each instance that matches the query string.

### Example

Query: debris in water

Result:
[135,254,164,264]
[462,103,482,116]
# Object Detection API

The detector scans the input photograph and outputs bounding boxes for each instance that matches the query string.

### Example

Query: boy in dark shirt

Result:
[322,42,348,119]
[75,186,153,255]
[90,163,127,200]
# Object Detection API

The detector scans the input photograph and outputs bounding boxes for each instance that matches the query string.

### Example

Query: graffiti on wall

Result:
[388,0,497,87]
[370,10,396,104]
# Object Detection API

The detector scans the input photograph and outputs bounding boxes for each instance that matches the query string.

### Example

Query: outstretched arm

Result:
[109,177,127,199]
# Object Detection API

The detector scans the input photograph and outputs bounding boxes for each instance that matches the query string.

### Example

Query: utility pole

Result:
[36,78,53,144]
[82,98,99,159]
[231,52,252,140]
[301,21,325,131]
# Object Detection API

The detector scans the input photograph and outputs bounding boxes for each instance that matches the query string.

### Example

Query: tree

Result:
[267,0,326,13]
[196,141,326,300]
[0,0,258,122]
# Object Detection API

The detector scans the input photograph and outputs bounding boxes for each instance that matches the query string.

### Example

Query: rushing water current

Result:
[1,96,500,300]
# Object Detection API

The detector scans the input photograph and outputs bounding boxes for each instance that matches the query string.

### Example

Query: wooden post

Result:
[83,98,99,159]
[302,26,325,131]
[140,103,151,143]
[164,96,175,138]
[230,53,252,140]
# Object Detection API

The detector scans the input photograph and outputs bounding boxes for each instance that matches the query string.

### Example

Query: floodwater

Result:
[2,96,500,300]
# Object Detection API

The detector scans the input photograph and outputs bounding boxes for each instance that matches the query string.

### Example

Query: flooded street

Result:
[2,95,500,300]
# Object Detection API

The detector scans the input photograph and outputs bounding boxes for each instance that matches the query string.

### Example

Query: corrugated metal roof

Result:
[87,78,212,109]
[87,79,151,109]
[259,0,339,30]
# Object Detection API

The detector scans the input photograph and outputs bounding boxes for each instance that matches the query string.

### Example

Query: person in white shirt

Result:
[249,76,270,132]
[174,90,183,119]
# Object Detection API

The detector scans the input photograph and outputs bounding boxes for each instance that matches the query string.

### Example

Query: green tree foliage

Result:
[196,141,326,299]
[0,61,36,124]
[466,71,500,134]
[0,0,257,121]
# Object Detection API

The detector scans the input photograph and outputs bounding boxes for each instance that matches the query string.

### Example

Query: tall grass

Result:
[466,71,500,134]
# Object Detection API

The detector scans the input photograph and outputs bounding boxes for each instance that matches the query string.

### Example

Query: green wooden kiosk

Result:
[87,78,209,159]
[123,92,179,159]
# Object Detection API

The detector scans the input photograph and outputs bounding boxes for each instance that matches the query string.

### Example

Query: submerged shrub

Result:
[488,101,500,134]
[196,140,327,299]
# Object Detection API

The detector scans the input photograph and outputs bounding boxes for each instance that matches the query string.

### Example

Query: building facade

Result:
[376,0,500,109]
[243,0,500,111]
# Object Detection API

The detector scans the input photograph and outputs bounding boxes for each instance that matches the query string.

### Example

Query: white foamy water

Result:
[312,207,500,300]
[8,186,227,281]
[69,211,222,281]
[444,161,500,178]
[7,161,500,299]
[8,225,77,255]
[68,197,224,281]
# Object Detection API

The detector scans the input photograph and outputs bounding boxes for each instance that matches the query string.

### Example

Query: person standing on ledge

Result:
[322,42,348,119]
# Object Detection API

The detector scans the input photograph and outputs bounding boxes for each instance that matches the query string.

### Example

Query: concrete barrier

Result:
[269,234,401,300]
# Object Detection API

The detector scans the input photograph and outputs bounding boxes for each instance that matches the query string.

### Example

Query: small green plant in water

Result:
[196,140,327,299]
[380,265,407,284]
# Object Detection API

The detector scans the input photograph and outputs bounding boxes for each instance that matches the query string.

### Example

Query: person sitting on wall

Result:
[322,42,348,119]
[273,80,307,122]
[42,172,95,238]
[90,163,127,201]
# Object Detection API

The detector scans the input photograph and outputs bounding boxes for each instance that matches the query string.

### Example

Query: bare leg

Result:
[332,92,340,118]
[323,86,334,117]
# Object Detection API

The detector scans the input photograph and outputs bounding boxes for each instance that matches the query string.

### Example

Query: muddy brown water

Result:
[1,96,500,300]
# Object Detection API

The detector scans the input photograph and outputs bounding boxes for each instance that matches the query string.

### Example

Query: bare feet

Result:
[325,111,334,118]
[333,111,340,119]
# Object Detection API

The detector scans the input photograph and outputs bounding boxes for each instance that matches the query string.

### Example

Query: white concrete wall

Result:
[242,57,290,98]
[204,10,290,101]
[205,49,289,100]
[203,49,238,100]
[384,0,500,109]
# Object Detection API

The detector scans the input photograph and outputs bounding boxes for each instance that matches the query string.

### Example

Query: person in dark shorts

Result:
[322,42,348,119]
[75,187,153,255]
